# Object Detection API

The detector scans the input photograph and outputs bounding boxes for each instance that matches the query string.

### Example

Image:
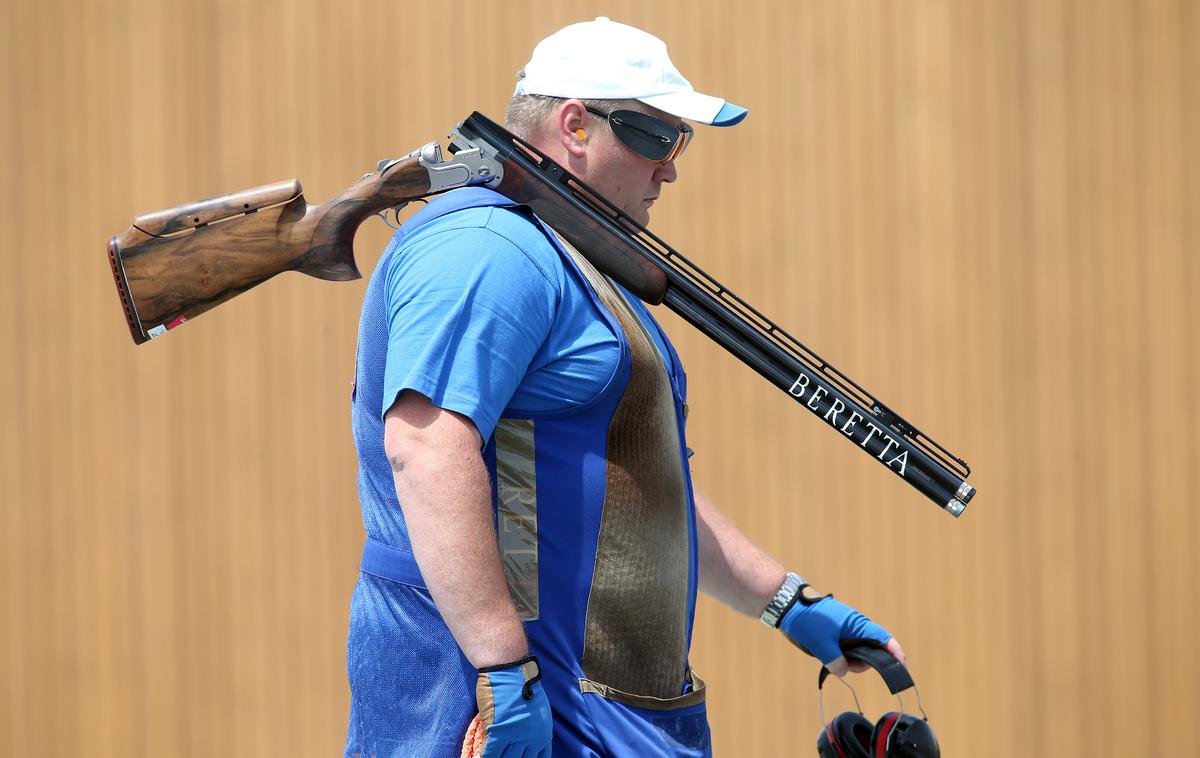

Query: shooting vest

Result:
[355,187,703,709]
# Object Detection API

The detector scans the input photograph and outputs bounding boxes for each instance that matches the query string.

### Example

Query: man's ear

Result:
[557,99,589,158]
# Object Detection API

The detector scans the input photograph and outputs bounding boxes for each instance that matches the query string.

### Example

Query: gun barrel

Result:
[663,285,971,512]
[453,111,975,516]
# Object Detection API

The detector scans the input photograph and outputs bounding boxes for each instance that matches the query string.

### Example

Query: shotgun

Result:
[108,111,975,516]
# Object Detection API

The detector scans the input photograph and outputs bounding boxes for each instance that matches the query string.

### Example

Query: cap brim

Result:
[637,90,748,126]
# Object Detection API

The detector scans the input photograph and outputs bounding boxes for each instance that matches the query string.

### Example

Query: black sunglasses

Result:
[584,106,694,164]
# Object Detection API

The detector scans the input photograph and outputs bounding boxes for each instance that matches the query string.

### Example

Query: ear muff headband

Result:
[817,643,913,694]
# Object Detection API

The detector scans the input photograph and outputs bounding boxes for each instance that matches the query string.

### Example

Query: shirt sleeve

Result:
[380,221,559,442]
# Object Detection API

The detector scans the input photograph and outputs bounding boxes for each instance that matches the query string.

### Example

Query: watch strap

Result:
[761,572,807,628]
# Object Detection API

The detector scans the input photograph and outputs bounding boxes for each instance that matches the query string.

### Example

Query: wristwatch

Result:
[760,572,807,628]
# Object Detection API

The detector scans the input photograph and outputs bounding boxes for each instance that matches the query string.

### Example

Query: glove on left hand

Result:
[777,594,891,666]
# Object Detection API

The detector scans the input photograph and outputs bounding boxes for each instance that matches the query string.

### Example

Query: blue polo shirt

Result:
[376,193,620,441]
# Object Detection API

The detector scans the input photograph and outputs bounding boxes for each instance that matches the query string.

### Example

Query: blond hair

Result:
[504,87,625,140]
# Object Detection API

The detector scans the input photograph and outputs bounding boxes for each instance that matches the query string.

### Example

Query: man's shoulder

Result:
[399,200,551,254]
[394,201,566,287]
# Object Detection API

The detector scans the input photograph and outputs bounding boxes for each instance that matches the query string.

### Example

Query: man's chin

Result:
[629,208,651,227]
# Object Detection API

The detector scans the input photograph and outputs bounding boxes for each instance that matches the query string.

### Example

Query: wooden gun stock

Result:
[107,154,431,343]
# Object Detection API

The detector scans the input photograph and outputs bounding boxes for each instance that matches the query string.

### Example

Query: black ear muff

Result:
[839,712,875,754]
[871,712,902,756]
[873,712,940,758]
[817,711,873,757]
[814,643,940,758]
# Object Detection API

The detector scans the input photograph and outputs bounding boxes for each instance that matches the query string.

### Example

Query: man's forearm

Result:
[694,492,788,618]
[385,400,528,669]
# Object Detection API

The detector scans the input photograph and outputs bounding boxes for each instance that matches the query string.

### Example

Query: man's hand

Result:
[462,656,553,758]
[778,594,905,677]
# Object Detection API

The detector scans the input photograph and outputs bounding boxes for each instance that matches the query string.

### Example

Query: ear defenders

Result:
[816,644,940,758]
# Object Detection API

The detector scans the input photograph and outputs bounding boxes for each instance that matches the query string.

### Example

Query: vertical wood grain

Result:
[1,1,1195,756]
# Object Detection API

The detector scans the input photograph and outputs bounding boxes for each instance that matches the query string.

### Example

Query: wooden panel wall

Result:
[2,1,1195,756]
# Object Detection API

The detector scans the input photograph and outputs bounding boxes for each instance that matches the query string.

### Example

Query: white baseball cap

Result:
[514,17,748,127]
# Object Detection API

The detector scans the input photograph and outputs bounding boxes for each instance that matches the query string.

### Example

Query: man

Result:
[345,17,904,758]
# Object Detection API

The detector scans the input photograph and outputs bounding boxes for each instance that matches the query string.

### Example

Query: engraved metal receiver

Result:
[371,141,505,228]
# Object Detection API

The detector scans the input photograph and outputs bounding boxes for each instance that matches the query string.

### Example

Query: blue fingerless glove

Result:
[475,655,553,758]
[777,593,892,665]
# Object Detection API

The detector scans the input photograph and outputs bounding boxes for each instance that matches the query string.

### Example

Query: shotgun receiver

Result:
[108,111,975,516]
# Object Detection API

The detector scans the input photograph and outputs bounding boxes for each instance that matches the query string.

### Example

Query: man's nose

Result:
[655,159,678,183]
